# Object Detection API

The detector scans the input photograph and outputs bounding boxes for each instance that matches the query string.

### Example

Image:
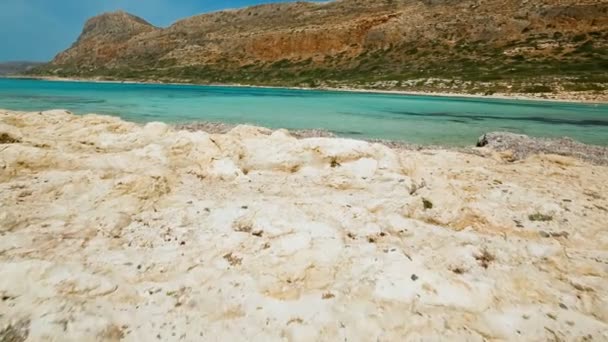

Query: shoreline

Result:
[4,75,607,104]
[174,120,608,166]
[3,107,607,163]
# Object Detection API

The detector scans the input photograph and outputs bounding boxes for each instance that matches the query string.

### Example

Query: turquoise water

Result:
[1,78,607,146]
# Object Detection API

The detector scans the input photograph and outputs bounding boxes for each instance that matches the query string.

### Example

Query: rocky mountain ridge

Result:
[31,0,608,94]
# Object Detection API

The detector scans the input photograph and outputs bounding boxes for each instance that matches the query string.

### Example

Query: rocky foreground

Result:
[1,109,607,341]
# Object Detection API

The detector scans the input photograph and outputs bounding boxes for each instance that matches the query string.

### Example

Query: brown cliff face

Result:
[37,0,608,91]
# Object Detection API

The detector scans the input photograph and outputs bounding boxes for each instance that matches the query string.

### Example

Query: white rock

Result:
[0,110,607,341]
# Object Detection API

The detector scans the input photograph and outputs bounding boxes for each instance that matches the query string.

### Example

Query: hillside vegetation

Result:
[30,0,608,95]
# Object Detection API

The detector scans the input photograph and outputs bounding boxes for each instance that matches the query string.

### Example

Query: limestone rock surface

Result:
[1,109,607,341]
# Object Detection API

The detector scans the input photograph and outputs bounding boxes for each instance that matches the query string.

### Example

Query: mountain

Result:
[31,0,607,94]
[0,61,44,76]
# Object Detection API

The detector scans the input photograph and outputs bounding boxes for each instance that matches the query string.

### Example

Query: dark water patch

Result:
[498,126,526,132]
[385,110,608,127]
[1,94,106,104]
[332,130,365,135]
[111,103,139,108]
[403,95,606,111]
[147,85,326,99]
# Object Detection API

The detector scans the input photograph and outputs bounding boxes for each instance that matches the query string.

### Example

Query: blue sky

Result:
[0,0,312,62]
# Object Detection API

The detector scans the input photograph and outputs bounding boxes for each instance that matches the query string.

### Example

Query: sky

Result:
[0,0,311,62]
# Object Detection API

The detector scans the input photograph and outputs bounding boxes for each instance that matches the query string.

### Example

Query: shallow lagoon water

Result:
[1,78,606,146]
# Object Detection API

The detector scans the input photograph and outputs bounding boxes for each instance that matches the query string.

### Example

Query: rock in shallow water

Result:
[477,131,608,165]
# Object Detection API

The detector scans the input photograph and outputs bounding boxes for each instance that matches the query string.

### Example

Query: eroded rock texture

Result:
[1,110,607,341]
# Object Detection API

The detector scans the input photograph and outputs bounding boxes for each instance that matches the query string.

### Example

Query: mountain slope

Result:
[53,11,158,67]
[32,0,608,94]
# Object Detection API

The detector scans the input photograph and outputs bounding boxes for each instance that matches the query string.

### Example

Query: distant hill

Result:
[30,0,608,95]
[0,61,44,75]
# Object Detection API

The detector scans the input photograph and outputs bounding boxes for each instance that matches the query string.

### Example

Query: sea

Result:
[1,78,607,146]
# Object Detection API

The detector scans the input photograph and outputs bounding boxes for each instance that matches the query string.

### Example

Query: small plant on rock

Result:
[529,213,553,222]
